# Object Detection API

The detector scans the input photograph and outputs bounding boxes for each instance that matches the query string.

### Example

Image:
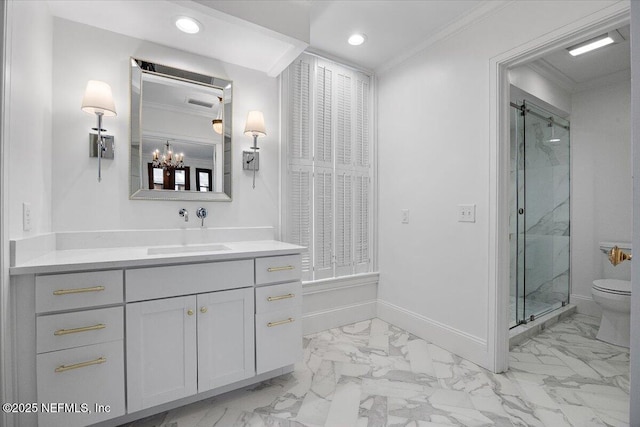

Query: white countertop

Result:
[10,240,305,275]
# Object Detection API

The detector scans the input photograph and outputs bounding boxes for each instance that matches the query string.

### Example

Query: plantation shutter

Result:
[335,71,354,276]
[284,54,372,281]
[315,65,332,166]
[314,168,333,279]
[289,59,311,162]
[286,57,313,280]
[354,73,371,273]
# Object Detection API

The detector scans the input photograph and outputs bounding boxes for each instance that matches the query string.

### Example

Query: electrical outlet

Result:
[401,209,410,224]
[23,202,32,231]
[458,204,476,223]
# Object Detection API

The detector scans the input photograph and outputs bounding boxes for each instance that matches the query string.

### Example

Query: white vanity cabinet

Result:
[125,261,255,412]
[254,255,303,374]
[11,241,304,427]
[34,270,126,427]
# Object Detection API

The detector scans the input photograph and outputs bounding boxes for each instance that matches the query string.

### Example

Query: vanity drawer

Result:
[255,306,302,374]
[37,340,125,427]
[36,270,123,313]
[255,281,301,314]
[37,307,123,354]
[255,254,301,286]
[126,259,254,302]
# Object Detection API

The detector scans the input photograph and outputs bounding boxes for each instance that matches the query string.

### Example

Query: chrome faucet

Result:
[178,208,189,222]
[196,207,208,227]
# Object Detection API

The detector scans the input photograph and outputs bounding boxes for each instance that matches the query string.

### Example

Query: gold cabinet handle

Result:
[267,265,295,273]
[187,309,194,316]
[200,306,208,314]
[53,286,105,296]
[54,324,106,336]
[267,293,295,302]
[267,318,294,327]
[55,357,106,373]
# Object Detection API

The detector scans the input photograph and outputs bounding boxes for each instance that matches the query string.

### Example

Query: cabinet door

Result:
[197,288,255,392]
[126,296,197,412]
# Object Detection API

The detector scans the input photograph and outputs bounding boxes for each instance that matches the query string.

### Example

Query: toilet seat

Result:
[592,279,631,295]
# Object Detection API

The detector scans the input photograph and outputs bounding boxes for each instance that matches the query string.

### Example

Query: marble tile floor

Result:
[121,314,629,427]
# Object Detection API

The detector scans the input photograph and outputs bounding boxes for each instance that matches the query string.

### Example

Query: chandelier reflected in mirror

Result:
[152,140,184,169]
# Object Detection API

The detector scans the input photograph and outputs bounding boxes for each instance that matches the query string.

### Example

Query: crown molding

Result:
[376,0,511,75]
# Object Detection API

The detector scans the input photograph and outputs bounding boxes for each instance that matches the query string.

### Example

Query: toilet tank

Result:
[599,241,632,281]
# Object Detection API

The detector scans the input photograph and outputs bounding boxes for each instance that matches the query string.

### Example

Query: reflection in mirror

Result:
[130,58,232,201]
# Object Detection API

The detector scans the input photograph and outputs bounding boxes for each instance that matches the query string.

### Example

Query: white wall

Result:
[377,0,622,368]
[7,1,52,238]
[571,80,631,315]
[51,18,280,232]
[509,66,572,115]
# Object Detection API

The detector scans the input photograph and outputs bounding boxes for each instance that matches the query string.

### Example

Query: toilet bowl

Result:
[592,278,631,347]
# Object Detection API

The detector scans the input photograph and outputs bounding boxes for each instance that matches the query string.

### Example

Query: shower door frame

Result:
[510,100,571,328]
[487,5,629,373]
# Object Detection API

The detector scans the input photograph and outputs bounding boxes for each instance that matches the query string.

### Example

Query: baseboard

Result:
[571,293,602,318]
[376,299,490,369]
[302,300,377,335]
[302,273,379,334]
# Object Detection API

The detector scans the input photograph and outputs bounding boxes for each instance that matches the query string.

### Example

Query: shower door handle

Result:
[518,208,524,215]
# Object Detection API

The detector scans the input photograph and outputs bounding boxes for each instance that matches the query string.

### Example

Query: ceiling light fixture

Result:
[348,33,367,46]
[176,17,201,34]
[568,34,614,56]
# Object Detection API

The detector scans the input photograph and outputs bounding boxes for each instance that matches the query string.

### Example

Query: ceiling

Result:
[46,0,501,75]
[46,0,309,77]
[309,0,489,71]
[531,25,630,90]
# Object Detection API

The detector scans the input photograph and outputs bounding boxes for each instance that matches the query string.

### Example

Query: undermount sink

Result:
[147,244,231,255]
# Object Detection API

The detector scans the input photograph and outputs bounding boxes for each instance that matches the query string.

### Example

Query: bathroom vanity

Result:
[9,239,304,427]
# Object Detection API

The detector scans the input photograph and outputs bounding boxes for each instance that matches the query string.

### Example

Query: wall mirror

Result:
[130,58,232,201]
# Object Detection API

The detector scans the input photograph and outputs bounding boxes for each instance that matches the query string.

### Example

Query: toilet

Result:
[592,242,632,348]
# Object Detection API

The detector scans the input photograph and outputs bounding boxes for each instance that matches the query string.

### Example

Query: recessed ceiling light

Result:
[568,34,614,56]
[176,17,201,34]
[348,33,367,46]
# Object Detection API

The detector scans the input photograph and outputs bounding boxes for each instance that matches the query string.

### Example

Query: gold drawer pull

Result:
[55,357,106,373]
[267,293,295,302]
[53,286,105,296]
[267,318,294,327]
[54,324,106,336]
[267,265,295,272]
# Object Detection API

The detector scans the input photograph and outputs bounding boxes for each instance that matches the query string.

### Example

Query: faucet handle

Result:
[179,208,189,222]
[196,207,208,227]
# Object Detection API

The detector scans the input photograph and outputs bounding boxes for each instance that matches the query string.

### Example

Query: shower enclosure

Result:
[510,100,570,327]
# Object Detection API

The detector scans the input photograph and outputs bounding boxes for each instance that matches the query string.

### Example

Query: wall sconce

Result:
[81,80,117,182]
[243,110,266,189]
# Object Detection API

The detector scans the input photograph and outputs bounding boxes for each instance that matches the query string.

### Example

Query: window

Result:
[282,54,373,282]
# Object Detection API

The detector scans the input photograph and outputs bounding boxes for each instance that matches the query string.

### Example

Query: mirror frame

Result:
[129,57,233,201]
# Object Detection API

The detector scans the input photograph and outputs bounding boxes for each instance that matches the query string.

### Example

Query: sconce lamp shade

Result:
[243,111,266,137]
[81,80,117,116]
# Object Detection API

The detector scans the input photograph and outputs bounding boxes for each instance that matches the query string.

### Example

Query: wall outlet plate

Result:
[242,151,259,170]
[89,134,115,159]
[458,204,476,222]
[23,202,31,231]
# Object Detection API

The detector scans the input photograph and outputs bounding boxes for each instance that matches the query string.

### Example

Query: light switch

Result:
[401,209,409,224]
[458,204,476,223]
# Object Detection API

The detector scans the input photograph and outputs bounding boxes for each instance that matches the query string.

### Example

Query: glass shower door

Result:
[510,106,526,327]
[522,101,570,321]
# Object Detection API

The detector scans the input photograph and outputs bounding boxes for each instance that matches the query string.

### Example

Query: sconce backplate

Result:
[89,134,115,159]
[242,151,259,171]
